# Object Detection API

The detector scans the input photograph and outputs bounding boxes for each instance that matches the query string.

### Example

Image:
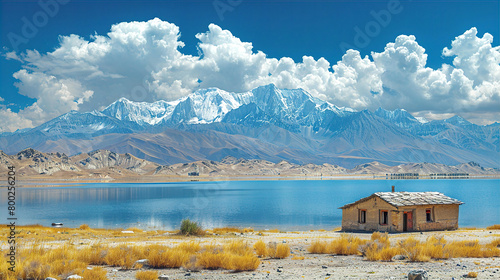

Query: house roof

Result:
[339,192,464,209]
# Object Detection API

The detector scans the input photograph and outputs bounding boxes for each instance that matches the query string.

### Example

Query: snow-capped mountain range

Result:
[1,84,498,168]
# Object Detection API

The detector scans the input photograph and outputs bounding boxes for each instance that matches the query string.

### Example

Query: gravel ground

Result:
[99,229,500,280]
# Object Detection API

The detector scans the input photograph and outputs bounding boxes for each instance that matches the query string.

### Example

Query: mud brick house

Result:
[339,189,464,232]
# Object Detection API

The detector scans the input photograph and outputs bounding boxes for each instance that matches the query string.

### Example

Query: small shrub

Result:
[177,241,201,254]
[196,251,228,269]
[329,234,365,255]
[148,248,191,268]
[371,232,390,246]
[243,228,254,233]
[486,224,500,230]
[180,219,202,235]
[48,259,87,278]
[365,242,399,261]
[79,224,90,230]
[423,236,448,259]
[213,227,241,234]
[371,231,382,241]
[445,240,482,258]
[467,271,478,278]
[489,238,500,247]
[399,237,430,262]
[254,240,267,257]
[225,240,252,255]
[267,243,290,259]
[82,267,108,280]
[135,270,158,280]
[103,246,143,269]
[227,253,260,271]
[20,261,51,280]
[308,240,328,254]
[77,244,107,265]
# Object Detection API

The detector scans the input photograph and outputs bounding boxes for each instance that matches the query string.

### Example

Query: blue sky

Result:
[0,0,499,131]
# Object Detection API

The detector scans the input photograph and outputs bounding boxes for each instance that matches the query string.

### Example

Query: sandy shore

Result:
[16,174,500,186]
[7,226,498,280]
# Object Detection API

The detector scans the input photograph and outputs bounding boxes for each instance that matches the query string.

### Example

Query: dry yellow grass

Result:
[267,243,290,259]
[225,240,253,255]
[126,227,144,233]
[77,243,107,265]
[196,250,229,269]
[212,227,254,234]
[103,245,145,269]
[135,270,159,280]
[307,235,367,256]
[213,227,241,234]
[308,240,329,254]
[195,241,260,271]
[148,247,191,268]
[177,241,201,253]
[399,237,431,262]
[328,234,366,255]
[254,240,267,257]
[364,242,399,261]
[489,238,500,247]
[79,224,90,230]
[486,224,500,230]
[307,233,499,262]
[227,253,260,271]
[82,267,108,280]
[467,271,478,278]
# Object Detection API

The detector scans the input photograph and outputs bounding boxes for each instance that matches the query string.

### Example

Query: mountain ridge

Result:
[0,84,498,168]
[1,148,498,179]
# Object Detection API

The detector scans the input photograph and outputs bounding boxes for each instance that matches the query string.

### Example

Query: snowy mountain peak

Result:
[102,97,177,125]
[374,107,421,129]
[415,117,429,124]
[445,115,472,126]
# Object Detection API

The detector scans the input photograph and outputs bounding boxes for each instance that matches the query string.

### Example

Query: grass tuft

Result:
[486,224,500,230]
[135,270,159,280]
[253,240,267,257]
[467,271,478,278]
[308,240,328,254]
[267,243,290,259]
[329,234,366,255]
[82,267,108,280]
[180,219,203,236]
[79,224,90,230]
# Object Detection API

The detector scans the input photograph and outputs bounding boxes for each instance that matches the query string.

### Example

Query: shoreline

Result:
[15,173,500,185]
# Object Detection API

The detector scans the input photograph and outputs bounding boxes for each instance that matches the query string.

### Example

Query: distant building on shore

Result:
[429,173,469,179]
[339,186,463,232]
[386,173,419,179]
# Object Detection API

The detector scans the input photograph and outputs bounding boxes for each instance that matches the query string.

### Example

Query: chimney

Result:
[392,185,395,193]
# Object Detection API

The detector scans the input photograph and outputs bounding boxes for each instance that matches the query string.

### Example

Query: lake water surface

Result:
[3,179,499,230]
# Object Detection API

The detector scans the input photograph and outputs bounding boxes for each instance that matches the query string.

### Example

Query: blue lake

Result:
[2,179,499,230]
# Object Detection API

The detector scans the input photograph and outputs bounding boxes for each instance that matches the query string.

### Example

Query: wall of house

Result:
[342,201,460,232]
[341,196,397,232]
[414,204,459,231]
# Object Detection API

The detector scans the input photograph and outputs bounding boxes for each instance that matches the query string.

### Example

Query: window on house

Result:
[426,209,432,222]
[380,210,388,225]
[359,209,366,224]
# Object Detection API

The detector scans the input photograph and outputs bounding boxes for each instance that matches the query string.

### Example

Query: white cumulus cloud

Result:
[1,19,499,132]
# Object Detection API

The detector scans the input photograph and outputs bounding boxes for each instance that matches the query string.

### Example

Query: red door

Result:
[407,212,413,231]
